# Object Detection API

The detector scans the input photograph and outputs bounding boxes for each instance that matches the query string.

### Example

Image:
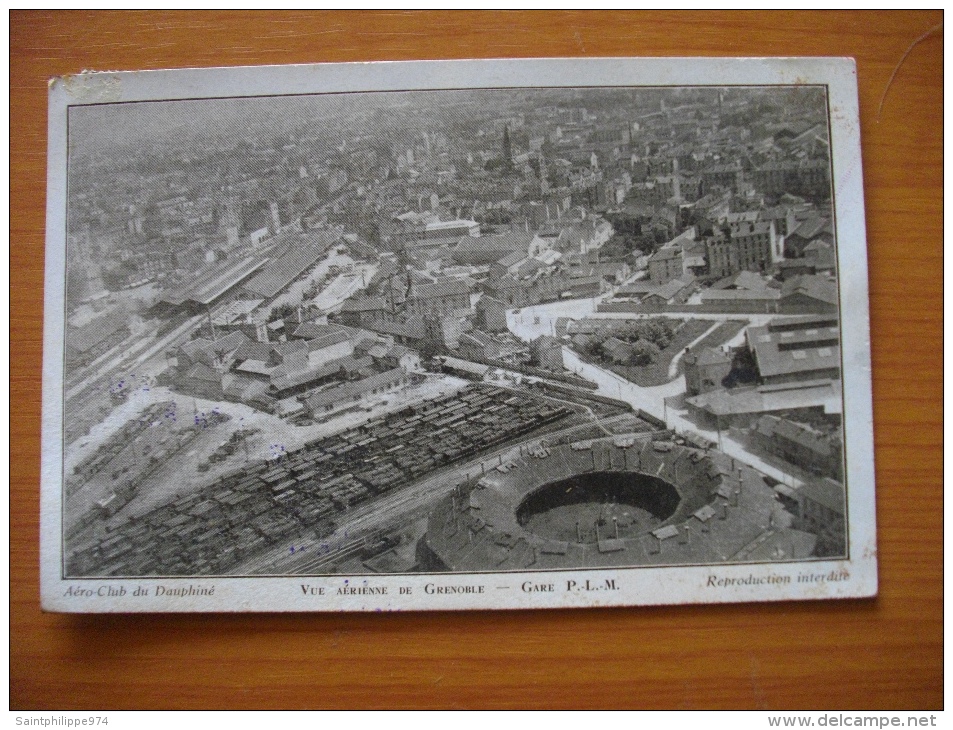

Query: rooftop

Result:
[797,477,846,515]
[686,379,842,417]
[243,231,337,300]
[701,288,781,302]
[425,218,479,231]
[304,367,407,411]
[755,415,833,456]
[410,278,472,300]
[780,275,838,306]
[160,256,266,307]
[746,322,841,379]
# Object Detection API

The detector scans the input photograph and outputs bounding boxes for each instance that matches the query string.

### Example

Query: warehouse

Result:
[158,256,266,313]
[241,231,338,302]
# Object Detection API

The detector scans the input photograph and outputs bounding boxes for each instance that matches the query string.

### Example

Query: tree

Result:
[585,331,610,358]
[723,345,759,388]
[642,318,675,349]
[616,321,645,342]
[602,232,643,259]
[604,211,644,238]
[269,303,294,322]
[629,340,661,366]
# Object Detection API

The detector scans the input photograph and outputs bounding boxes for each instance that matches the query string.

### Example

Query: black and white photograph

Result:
[41,58,877,611]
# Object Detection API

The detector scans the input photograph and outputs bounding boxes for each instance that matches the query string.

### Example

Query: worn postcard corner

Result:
[40,57,875,613]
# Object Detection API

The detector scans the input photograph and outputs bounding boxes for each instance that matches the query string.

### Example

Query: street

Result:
[506,297,806,489]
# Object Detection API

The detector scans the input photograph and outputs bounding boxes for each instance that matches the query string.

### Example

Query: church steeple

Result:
[539,150,549,194]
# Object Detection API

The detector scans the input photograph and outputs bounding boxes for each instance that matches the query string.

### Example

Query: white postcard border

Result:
[41,57,876,612]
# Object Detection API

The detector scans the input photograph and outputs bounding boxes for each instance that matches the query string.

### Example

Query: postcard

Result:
[40,57,876,612]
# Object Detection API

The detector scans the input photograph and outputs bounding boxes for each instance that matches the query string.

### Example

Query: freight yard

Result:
[66,385,609,576]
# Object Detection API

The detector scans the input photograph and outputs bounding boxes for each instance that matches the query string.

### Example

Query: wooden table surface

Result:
[10,11,943,710]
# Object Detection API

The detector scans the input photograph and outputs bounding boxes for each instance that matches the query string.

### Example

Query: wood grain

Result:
[11,10,943,710]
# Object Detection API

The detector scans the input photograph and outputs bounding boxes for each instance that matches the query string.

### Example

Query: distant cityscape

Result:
[62,86,846,577]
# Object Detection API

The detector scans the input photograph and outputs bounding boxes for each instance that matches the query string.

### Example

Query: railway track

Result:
[240,412,636,576]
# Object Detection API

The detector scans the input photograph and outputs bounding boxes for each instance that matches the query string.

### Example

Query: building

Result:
[209,299,266,332]
[418,310,471,350]
[559,273,605,301]
[436,355,491,380]
[698,288,782,313]
[530,335,564,372]
[474,295,508,333]
[177,362,224,400]
[710,270,775,293]
[370,343,421,372]
[641,274,696,307]
[648,228,696,285]
[746,316,841,386]
[490,251,530,280]
[683,346,732,396]
[706,219,781,278]
[405,279,473,318]
[776,259,817,281]
[65,311,131,369]
[752,159,830,200]
[241,231,338,302]
[157,256,267,313]
[451,231,534,266]
[750,415,843,480]
[601,336,635,365]
[289,321,344,341]
[685,379,842,430]
[338,296,391,327]
[705,234,738,279]
[702,161,743,192]
[611,280,655,302]
[305,330,356,369]
[803,240,837,273]
[304,367,410,418]
[362,318,427,348]
[458,330,505,361]
[175,331,249,371]
[784,216,833,258]
[776,477,846,557]
[415,219,482,249]
[732,219,781,273]
[485,275,529,308]
[778,275,838,314]
[268,354,374,402]
[721,210,760,236]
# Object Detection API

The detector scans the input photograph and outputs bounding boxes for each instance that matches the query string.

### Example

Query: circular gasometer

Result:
[515,471,681,544]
